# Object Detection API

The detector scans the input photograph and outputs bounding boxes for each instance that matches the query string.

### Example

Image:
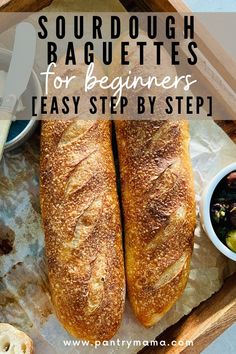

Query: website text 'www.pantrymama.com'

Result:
[63,338,194,350]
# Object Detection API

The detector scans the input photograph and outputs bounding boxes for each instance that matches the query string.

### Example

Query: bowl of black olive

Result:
[200,163,236,261]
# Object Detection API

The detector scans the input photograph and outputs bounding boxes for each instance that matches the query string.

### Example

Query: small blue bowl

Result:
[5,119,38,152]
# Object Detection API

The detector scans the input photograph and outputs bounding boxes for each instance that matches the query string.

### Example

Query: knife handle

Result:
[0,112,13,161]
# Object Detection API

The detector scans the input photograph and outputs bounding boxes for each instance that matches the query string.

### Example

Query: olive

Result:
[226,230,236,252]
[211,203,227,224]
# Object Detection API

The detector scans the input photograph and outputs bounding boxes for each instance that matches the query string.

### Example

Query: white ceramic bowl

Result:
[0,47,42,152]
[200,162,236,261]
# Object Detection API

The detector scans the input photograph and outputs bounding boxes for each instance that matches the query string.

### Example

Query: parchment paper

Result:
[0,120,236,354]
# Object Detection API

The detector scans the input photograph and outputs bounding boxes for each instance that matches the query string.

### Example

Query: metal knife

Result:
[0,22,36,161]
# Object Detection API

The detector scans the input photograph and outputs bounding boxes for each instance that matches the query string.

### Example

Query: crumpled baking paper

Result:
[0,120,236,354]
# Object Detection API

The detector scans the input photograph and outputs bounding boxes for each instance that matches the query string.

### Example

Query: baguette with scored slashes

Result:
[40,54,125,342]
[115,120,196,327]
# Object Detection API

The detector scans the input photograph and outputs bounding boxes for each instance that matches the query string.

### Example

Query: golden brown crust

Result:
[0,323,33,354]
[115,120,196,327]
[40,53,125,342]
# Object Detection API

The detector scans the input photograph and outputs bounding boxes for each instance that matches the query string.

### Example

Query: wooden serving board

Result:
[0,0,53,12]
[0,0,53,31]
[139,273,236,353]
[217,121,236,144]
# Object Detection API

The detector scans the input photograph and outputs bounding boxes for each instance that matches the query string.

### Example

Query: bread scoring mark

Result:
[144,181,179,231]
[120,121,165,156]
[69,197,103,249]
[141,159,188,238]
[147,159,180,195]
[68,146,98,169]
[52,188,104,265]
[153,253,188,290]
[58,120,96,146]
[146,205,187,251]
[87,252,107,314]
[149,122,176,148]
[146,122,181,160]
[65,151,100,195]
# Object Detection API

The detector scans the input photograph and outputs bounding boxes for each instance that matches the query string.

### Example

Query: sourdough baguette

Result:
[0,323,33,354]
[115,120,196,327]
[110,32,196,327]
[40,54,125,342]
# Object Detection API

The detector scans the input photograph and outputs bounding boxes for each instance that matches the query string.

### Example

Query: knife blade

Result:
[0,22,36,161]
[1,22,36,113]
